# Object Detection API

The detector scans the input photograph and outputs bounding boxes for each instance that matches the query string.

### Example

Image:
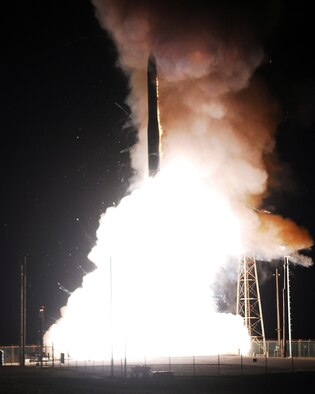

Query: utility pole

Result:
[39,305,45,366]
[274,268,281,354]
[124,340,127,378]
[20,257,27,366]
[286,257,292,358]
[282,258,287,357]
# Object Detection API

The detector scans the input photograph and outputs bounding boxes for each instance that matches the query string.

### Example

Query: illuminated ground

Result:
[1,364,315,393]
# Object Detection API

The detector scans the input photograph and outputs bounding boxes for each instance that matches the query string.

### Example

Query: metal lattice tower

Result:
[236,255,266,354]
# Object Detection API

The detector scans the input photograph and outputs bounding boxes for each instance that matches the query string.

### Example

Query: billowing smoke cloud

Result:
[92,0,313,263]
[43,0,313,360]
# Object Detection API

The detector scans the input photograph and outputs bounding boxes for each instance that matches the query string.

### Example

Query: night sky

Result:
[1,0,315,346]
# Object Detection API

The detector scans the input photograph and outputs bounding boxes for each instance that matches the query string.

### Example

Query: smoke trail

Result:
[92,0,313,262]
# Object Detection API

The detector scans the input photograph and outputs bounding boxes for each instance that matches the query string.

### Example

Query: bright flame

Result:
[44,161,251,360]
[44,0,314,361]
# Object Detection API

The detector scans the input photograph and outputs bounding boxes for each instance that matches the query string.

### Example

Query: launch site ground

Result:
[1,357,315,394]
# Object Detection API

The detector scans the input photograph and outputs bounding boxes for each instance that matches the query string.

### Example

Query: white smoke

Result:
[91,0,312,260]
[44,0,313,359]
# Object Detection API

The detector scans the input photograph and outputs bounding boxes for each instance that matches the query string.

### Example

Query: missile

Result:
[147,54,161,177]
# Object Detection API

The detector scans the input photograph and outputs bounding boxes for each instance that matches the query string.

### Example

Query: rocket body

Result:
[147,55,160,177]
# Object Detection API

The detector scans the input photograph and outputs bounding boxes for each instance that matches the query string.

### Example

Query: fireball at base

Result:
[44,0,313,361]
[44,162,251,360]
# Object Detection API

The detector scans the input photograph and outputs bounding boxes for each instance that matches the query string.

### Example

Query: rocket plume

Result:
[44,1,313,359]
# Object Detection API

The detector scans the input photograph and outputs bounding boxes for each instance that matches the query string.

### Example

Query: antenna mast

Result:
[236,254,266,355]
[20,257,27,366]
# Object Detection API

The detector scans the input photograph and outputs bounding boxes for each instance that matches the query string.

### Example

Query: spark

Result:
[57,282,72,296]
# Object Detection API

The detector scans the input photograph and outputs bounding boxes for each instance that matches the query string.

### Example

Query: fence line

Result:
[1,340,315,375]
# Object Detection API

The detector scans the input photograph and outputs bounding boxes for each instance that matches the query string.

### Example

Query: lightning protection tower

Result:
[236,254,266,355]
